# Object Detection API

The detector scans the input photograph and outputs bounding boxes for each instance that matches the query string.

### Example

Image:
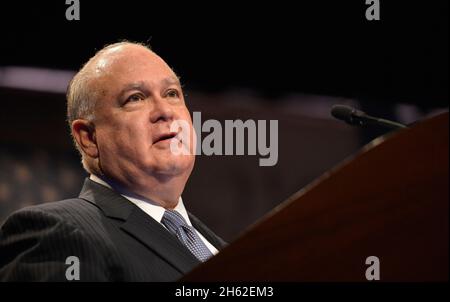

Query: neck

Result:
[96,172,188,209]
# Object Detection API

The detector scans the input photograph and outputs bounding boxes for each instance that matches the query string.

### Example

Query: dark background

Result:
[0,1,448,105]
[0,0,448,241]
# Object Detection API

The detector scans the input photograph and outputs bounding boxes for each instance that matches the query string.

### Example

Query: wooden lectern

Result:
[183,112,449,281]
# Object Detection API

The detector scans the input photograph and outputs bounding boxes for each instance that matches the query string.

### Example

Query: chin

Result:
[148,158,194,177]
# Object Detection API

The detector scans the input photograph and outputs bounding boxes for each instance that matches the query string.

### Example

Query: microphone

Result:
[331,105,408,130]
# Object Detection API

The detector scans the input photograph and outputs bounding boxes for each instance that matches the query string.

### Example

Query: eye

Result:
[165,89,180,98]
[126,93,145,103]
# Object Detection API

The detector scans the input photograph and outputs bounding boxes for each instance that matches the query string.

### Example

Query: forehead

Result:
[91,45,177,94]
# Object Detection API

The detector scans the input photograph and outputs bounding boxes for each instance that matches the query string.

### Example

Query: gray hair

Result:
[66,41,151,174]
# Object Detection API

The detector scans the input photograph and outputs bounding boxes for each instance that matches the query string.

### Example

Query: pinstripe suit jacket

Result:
[0,178,226,281]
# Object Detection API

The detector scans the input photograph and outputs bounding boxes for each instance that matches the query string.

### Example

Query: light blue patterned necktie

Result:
[161,209,213,262]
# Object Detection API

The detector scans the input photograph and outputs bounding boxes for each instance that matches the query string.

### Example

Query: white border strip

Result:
[0,66,75,94]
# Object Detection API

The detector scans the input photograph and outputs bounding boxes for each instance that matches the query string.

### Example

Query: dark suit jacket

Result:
[0,178,226,281]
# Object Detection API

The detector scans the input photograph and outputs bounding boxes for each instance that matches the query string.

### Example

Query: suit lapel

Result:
[120,207,200,274]
[78,178,200,274]
[189,213,227,250]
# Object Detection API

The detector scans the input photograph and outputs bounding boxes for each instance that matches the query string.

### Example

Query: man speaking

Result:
[0,42,226,281]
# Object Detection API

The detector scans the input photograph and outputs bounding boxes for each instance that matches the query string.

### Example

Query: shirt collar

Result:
[89,174,192,226]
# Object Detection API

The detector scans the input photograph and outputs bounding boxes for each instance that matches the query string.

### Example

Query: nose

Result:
[149,97,174,124]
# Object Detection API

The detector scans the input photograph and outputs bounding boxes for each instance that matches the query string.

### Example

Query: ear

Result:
[71,119,99,158]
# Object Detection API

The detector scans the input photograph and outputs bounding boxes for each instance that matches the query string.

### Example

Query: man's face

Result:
[91,45,195,185]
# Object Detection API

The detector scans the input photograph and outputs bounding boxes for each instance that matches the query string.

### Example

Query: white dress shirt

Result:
[89,174,218,255]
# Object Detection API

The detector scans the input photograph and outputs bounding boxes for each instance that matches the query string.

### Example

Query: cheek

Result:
[97,116,149,155]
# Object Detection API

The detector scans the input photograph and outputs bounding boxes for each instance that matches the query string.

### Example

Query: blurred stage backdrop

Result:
[0,1,448,241]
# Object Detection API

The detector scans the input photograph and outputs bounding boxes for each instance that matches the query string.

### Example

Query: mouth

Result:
[154,132,179,144]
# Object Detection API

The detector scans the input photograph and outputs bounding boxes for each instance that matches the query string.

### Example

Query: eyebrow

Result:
[161,76,181,87]
[117,76,181,99]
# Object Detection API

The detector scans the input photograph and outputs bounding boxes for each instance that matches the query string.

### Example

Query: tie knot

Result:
[162,210,189,232]
[161,209,213,262]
